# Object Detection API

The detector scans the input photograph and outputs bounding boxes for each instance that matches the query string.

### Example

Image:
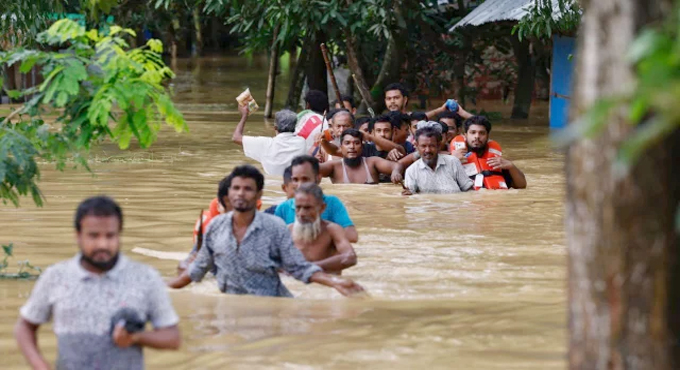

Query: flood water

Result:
[0,55,566,369]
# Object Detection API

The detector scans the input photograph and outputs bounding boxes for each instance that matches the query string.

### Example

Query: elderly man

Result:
[275,155,359,242]
[319,129,404,185]
[290,183,357,274]
[402,126,473,195]
[232,104,306,176]
[168,165,364,297]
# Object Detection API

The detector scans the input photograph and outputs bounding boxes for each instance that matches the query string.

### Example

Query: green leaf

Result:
[2,243,13,257]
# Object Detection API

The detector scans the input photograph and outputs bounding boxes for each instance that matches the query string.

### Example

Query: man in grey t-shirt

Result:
[14,196,181,370]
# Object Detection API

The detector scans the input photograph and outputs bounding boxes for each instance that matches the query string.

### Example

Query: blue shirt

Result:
[274,194,354,227]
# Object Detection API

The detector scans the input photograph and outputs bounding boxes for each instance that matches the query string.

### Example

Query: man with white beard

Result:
[289,183,357,274]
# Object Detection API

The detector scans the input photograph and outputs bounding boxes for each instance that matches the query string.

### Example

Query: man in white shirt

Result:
[403,126,473,195]
[232,104,307,176]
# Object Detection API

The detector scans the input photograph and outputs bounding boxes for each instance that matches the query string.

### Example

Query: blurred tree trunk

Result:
[264,26,280,118]
[192,7,203,56]
[286,36,311,109]
[305,31,327,94]
[510,36,535,119]
[567,0,680,369]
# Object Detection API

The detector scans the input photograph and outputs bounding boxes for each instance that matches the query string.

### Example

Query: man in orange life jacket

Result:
[450,116,527,189]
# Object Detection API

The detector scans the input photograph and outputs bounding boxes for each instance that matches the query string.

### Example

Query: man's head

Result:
[292,183,325,243]
[290,155,322,190]
[355,116,372,133]
[409,112,427,136]
[333,94,357,115]
[438,111,462,139]
[388,111,410,144]
[75,196,123,272]
[305,90,329,114]
[370,115,394,142]
[274,109,298,133]
[331,110,354,139]
[415,127,443,167]
[340,128,364,160]
[281,165,296,199]
[225,165,264,213]
[384,83,409,112]
[463,116,492,151]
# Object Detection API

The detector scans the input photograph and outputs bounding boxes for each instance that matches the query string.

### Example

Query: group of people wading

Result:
[13,82,528,370]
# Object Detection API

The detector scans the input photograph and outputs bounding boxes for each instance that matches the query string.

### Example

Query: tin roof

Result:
[450,0,563,30]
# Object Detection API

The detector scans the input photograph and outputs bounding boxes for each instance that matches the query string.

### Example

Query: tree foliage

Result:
[512,0,581,41]
[0,19,187,206]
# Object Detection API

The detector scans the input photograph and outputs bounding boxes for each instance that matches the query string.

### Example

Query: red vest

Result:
[450,135,508,190]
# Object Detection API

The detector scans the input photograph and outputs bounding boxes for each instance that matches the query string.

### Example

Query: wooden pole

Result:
[264,26,281,118]
[320,43,343,104]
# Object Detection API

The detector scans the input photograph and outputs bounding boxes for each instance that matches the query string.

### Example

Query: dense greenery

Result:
[0,19,186,206]
[512,0,581,41]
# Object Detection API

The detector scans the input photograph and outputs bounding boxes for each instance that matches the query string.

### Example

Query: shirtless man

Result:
[319,129,404,185]
[289,183,357,274]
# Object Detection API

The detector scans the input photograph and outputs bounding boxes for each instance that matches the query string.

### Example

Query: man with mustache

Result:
[15,196,181,370]
[403,126,474,195]
[318,129,404,185]
[290,183,357,274]
[451,116,527,189]
[169,165,364,297]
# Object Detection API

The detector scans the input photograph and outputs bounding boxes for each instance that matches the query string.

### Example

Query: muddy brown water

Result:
[0,55,566,369]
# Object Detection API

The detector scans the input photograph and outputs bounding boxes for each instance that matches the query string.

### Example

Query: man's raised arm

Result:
[231,104,250,146]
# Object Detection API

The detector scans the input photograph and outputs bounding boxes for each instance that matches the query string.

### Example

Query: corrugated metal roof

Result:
[450,0,562,30]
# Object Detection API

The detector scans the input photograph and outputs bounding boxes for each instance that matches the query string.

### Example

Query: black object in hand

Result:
[110,307,145,334]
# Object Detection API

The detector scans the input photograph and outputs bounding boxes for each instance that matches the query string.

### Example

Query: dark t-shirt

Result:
[264,204,278,214]
[362,143,389,159]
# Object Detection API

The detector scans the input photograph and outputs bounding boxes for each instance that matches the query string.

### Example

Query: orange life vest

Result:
[449,135,508,190]
[192,198,263,244]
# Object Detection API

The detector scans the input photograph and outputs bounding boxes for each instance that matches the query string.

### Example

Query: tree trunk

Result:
[510,36,535,119]
[285,36,311,109]
[305,31,327,94]
[567,0,680,369]
[192,7,203,57]
[371,33,403,107]
[345,31,376,111]
[264,26,281,118]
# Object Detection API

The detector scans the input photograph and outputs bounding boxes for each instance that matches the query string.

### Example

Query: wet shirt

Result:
[362,143,389,159]
[274,194,354,228]
[188,212,322,297]
[405,154,474,194]
[20,254,179,370]
[242,133,307,176]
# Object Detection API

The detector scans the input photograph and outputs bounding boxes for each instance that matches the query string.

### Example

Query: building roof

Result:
[450,0,563,31]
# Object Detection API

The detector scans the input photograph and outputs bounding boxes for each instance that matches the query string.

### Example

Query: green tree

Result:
[0,19,187,206]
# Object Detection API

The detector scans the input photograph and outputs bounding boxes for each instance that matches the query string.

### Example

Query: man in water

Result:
[290,183,357,274]
[384,83,410,113]
[232,105,306,176]
[311,109,354,163]
[451,116,527,189]
[403,126,473,195]
[318,113,404,161]
[438,111,463,137]
[333,94,357,116]
[355,116,372,135]
[408,112,428,145]
[275,155,359,242]
[168,165,364,297]
[319,129,404,185]
[265,165,296,214]
[15,196,181,370]
[296,89,329,148]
